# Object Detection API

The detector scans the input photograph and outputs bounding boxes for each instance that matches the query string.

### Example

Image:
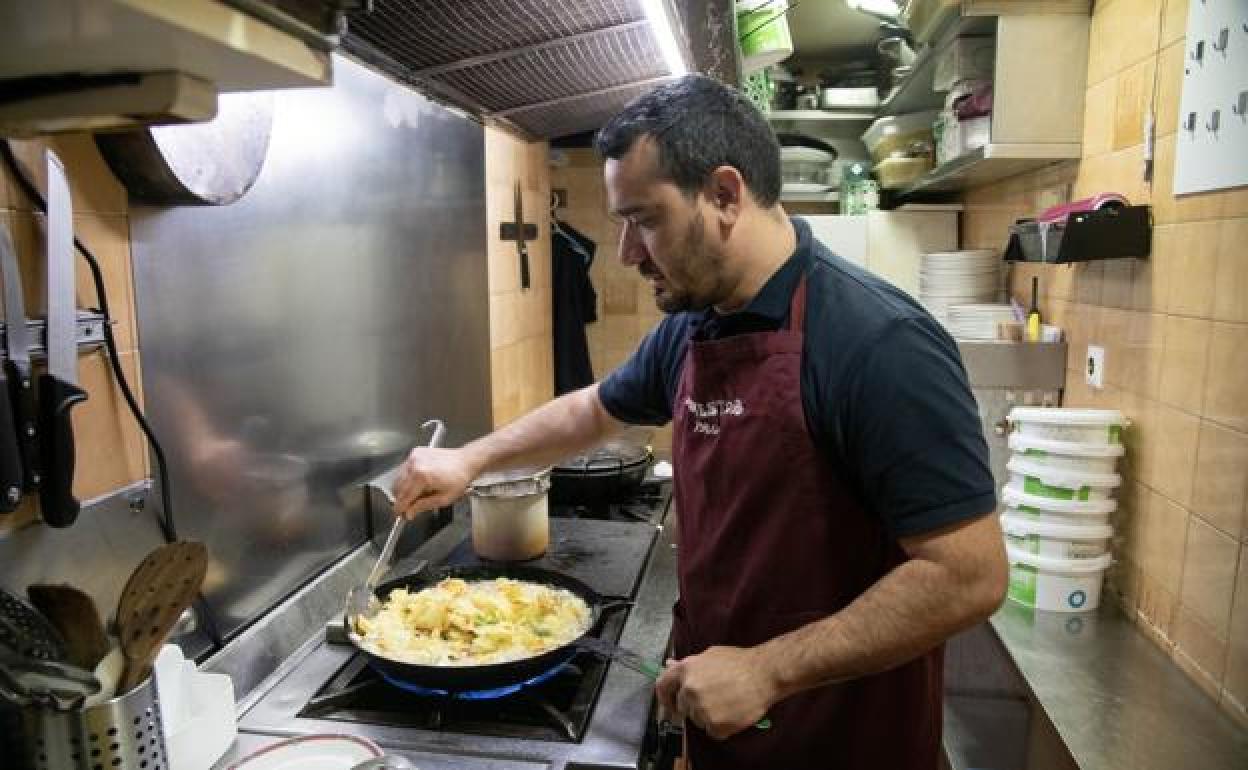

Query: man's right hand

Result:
[393,447,481,519]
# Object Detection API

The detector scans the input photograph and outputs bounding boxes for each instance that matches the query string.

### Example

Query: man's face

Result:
[604,138,729,313]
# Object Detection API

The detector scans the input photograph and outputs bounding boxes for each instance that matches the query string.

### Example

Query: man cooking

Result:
[394,75,1007,770]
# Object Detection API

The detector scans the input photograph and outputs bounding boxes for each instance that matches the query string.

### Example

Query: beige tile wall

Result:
[484,127,555,428]
[551,149,672,453]
[961,0,1248,725]
[0,135,148,535]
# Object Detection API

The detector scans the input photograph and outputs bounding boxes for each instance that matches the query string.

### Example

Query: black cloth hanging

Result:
[552,220,597,395]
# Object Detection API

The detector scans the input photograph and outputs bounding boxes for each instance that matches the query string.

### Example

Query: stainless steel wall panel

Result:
[129,55,491,639]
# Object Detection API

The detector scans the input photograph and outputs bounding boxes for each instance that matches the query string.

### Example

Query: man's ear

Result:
[705,166,745,223]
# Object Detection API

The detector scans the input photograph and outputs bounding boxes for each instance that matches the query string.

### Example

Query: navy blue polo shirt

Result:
[599,217,996,538]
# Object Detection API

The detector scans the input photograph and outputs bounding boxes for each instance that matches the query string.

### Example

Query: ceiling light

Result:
[640,0,689,76]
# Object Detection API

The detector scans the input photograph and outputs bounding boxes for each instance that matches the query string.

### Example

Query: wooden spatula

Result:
[27,584,111,671]
[116,541,208,694]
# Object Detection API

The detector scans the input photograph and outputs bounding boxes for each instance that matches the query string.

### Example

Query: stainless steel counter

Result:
[990,600,1248,770]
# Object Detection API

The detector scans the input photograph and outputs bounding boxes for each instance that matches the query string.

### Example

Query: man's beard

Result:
[650,211,725,314]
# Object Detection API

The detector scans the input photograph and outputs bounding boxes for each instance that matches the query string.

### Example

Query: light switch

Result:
[1086,345,1105,389]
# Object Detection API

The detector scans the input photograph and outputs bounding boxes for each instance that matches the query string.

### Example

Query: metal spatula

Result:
[346,419,445,628]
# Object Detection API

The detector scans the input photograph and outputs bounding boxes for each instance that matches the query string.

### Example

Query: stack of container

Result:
[1001,408,1128,613]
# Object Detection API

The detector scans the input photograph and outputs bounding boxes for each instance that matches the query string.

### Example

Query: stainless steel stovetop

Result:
[211,484,681,769]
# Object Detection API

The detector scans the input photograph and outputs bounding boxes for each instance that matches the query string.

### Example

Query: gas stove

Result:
[212,481,681,769]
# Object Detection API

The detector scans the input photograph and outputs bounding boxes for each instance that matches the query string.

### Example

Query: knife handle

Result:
[6,359,39,492]
[0,367,23,512]
[37,374,86,528]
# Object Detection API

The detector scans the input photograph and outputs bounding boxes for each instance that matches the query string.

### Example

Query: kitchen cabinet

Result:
[806,209,959,298]
[0,0,332,134]
[885,10,1090,199]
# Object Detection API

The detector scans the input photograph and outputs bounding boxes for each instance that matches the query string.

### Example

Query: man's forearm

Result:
[462,384,622,478]
[755,548,1003,701]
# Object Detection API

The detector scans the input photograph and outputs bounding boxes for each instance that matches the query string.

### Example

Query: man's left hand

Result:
[655,645,776,740]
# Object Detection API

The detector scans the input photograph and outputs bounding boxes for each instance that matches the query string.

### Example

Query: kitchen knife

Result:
[0,223,34,510]
[39,150,87,528]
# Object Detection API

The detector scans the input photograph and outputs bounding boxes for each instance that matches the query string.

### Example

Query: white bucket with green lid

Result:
[1007,455,1120,501]
[737,0,794,74]
[1002,483,1116,527]
[1006,546,1111,612]
[1007,433,1123,474]
[1008,407,1128,445]
[1000,513,1112,560]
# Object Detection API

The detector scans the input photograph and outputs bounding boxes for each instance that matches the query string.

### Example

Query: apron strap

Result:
[788,274,808,333]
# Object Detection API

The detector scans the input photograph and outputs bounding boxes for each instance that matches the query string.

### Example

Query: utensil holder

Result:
[19,674,168,770]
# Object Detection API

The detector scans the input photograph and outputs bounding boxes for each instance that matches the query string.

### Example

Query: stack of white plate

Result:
[946,303,1017,340]
[919,250,1002,324]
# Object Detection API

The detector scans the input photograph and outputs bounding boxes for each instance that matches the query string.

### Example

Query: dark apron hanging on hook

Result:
[551,200,597,395]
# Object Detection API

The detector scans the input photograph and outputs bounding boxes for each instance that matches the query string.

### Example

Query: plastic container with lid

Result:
[1002,483,1116,527]
[1008,407,1128,445]
[1006,546,1112,612]
[738,0,793,74]
[1007,433,1124,473]
[861,110,940,162]
[1001,513,1113,560]
[1007,455,1121,501]
[874,156,932,189]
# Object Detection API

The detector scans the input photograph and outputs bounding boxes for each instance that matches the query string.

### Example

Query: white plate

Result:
[781,181,833,193]
[781,146,837,163]
[230,735,384,770]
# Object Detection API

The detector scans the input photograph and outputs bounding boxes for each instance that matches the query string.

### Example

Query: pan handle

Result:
[588,599,632,636]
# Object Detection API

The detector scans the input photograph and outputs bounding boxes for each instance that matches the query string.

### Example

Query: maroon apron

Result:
[670,277,942,770]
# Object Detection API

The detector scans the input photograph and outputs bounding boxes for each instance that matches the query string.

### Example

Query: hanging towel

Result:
[552,221,597,394]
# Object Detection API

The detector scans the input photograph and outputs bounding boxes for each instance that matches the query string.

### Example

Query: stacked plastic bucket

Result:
[1001,408,1128,613]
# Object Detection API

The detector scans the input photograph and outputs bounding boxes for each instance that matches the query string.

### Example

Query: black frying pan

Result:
[347,564,654,692]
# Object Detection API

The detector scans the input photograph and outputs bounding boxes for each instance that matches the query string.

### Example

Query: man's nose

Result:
[618,221,647,266]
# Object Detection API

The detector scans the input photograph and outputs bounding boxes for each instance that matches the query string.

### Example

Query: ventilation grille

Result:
[344,0,671,138]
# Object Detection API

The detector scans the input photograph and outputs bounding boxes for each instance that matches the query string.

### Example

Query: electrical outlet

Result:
[1086,345,1105,389]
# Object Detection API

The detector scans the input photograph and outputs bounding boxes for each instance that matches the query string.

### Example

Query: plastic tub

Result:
[1000,513,1112,560]
[1006,546,1111,612]
[738,0,793,74]
[1008,433,1123,473]
[1007,455,1120,501]
[1001,484,1116,527]
[861,110,940,162]
[1008,407,1128,445]
[874,156,932,189]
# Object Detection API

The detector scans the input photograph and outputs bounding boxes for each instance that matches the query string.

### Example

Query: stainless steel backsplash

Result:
[120,55,492,640]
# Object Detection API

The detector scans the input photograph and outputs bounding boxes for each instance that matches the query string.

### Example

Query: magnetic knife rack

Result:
[0,311,109,359]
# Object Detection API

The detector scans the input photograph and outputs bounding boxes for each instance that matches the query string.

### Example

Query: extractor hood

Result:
[341,0,740,139]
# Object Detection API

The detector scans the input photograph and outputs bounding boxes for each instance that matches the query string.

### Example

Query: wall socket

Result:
[1086,345,1105,389]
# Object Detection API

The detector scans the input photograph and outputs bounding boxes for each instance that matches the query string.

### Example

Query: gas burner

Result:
[377,661,571,700]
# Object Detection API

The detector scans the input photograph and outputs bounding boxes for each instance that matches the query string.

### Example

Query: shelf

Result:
[780,190,839,203]
[895,143,1080,198]
[767,110,877,134]
[879,14,996,117]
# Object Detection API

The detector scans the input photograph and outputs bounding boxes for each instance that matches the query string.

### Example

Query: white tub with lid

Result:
[1008,407,1128,445]
[1007,455,1121,501]
[1001,483,1116,527]
[1007,433,1123,474]
[1000,513,1112,560]
[1006,546,1111,612]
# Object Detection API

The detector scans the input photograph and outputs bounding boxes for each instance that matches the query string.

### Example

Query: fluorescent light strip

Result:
[640,0,689,76]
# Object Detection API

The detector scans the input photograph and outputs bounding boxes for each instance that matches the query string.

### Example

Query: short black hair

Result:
[594,74,782,207]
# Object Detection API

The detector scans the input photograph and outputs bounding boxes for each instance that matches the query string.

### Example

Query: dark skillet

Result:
[347,564,651,692]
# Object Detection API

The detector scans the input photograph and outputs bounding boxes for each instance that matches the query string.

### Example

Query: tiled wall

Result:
[962,0,1248,725]
[550,149,673,453]
[0,136,148,535]
[484,127,555,428]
